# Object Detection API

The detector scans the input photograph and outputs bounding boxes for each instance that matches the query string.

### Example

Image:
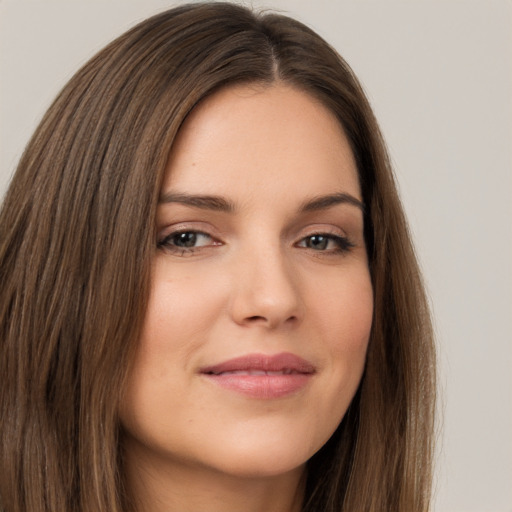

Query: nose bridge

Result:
[229,239,302,328]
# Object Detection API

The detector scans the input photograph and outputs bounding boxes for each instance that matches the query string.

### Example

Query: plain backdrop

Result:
[1,1,511,511]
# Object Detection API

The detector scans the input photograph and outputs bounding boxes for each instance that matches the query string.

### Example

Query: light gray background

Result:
[1,1,511,511]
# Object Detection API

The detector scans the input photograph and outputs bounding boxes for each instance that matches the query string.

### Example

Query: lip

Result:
[199,352,316,399]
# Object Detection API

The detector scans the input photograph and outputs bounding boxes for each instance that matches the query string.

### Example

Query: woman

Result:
[0,3,436,511]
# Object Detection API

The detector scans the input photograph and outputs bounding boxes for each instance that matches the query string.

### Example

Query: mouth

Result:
[207,369,304,376]
[199,352,316,399]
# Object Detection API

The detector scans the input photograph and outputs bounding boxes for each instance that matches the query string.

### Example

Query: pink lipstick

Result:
[199,352,315,399]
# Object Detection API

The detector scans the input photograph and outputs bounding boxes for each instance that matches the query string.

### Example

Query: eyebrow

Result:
[158,191,364,213]
[159,192,235,212]
[299,193,365,213]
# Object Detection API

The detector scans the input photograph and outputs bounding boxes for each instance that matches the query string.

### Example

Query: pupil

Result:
[308,235,328,250]
[174,232,196,247]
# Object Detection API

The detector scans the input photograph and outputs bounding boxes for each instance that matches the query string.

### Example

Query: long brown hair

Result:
[0,3,435,511]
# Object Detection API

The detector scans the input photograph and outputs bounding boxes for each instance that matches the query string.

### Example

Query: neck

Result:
[123,445,306,512]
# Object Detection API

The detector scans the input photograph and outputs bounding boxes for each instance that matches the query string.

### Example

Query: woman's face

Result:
[120,83,373,480]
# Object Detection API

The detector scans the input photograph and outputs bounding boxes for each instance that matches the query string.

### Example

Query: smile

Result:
[199,352,315,399]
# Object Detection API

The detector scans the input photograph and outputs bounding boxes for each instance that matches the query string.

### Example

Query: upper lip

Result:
[200,352,316,375]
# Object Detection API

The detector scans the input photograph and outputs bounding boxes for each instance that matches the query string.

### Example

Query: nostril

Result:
[247,315,266,322]
[245,314,298,325]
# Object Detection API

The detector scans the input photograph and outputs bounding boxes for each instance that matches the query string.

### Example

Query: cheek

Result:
[119,267,225,426]
[141,266,227,359]
[311,267,373,353]
[307,269,373,419]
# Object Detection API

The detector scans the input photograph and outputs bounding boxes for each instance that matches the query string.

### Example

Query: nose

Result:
[228,246,304,329]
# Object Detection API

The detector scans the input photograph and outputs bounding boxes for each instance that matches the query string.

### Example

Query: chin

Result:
[206,451,308,480]
[193,424,330,479]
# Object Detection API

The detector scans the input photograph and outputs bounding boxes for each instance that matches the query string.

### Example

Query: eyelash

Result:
[157,229,354,256]
[296,233,354,253]
[157,231,218,256]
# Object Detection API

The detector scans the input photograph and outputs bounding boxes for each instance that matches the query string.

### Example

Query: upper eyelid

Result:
[157,221,222,238]
[294,224,349,239]
[158,229,218,245]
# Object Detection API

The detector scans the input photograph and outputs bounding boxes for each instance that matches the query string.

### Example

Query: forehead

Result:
[163,83,361,202]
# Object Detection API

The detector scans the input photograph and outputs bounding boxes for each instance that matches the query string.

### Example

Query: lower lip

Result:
[202,373,313,399]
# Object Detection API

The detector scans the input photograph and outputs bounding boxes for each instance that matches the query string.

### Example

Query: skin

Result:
[120,83,374,512]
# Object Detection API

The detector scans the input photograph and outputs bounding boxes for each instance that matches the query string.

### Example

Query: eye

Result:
[157,230,218,253]
[297,233,354,253]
